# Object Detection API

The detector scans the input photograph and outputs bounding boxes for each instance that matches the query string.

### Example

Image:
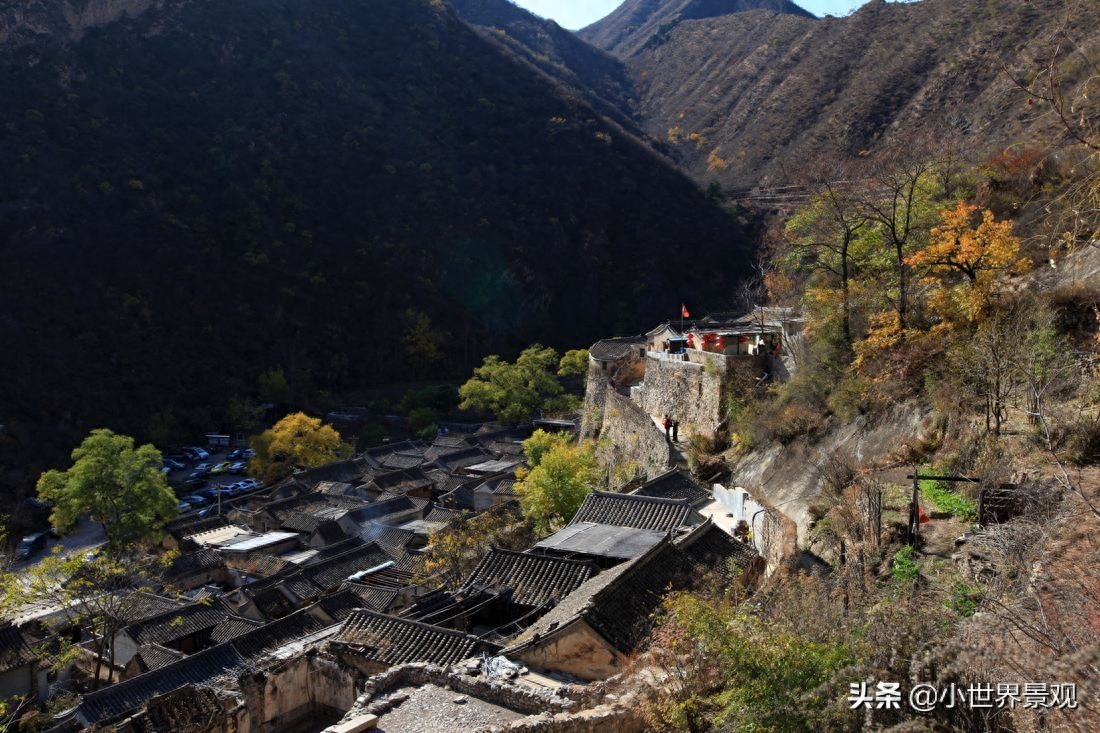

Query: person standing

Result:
[672,419,680,443]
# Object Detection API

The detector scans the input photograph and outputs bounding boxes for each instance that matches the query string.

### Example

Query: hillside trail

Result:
[650,414,689,468]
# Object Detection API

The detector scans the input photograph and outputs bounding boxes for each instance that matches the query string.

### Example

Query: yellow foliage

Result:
[707,148,730,172]
[249,412,348,483]
[667,125,683,144]
[906,202,1030,325]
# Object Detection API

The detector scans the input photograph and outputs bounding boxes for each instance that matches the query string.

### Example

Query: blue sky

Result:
[511,1,869,30]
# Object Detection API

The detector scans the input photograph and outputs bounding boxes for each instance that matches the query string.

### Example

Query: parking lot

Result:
[163,445,267,518]
[8,516,107,572]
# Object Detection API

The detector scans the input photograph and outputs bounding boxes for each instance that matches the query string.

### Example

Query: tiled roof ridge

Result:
[585,489,690,507]
[123,598,229,635]
[340,608,481,642]
[473,545,597,569]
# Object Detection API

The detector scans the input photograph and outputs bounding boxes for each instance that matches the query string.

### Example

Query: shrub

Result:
[920,475,978,522]
[945,581,983,617]
[891,545,919,584]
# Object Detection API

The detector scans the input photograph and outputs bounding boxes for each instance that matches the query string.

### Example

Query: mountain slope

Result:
[449,0,633,112]
[620,0,1100,187]
[579,0,813,58]
[0,0,757,500]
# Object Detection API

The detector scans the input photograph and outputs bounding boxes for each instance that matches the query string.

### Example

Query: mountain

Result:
[0,0,757,501]
[578,0,813,58]
[448,0,633,112]
[607,0,1100,187]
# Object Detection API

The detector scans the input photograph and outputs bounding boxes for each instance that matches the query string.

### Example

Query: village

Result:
[0,307,808,733]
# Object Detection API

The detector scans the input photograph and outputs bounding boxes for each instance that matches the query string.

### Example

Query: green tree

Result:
[401,308,447,377]
[520,428,570,469]
[459,345,568,424]
[257,366,290,404]
[415,508,534,590]
[249,411,350,483]
[557,348,589,378]
[515,436,597,534]
[784,179,870,346]
[36,429,177,553]
[1,552,176,690]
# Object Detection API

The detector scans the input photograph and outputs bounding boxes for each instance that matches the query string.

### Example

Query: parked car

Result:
[210,462,231,475]
[16,532,48,561]
[177,499,195,512]
[163,457,186,471]
[192,463,213,475]
[240,478,263,490]
[183,494,209,507]
[228,461,248,475]
[241,448,256,459]
[183,476,207,489]
[227,448,244,460]
[183,446,210,461]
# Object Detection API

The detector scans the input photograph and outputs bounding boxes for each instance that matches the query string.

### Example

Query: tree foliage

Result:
[415,508,534,590]
[907,202,1030,325]
[249,412,349,483]
[557,348,589,378]
[1,552,176,689]
[515,435,597,533]
[459,345,574,424]
[36,429,177,553]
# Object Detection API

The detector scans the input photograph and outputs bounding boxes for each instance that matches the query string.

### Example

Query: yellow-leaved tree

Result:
[249,412,350,483]
[906,202,1030,325]
[514,430,598,534]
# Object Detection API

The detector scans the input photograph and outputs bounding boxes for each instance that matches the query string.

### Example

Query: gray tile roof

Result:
[332,610,498,667]
[508,539,694,655]
[299,542,395,592]
[674,520,760,579]
[320,586,400,619]
[433,447,494,472]
[570,490,693,532]
[461,548,596,608]
[534,522,667,560]
[131,644,185,673]
[588,336,644,362]
[0,623,36,673]
[209,616,264,644]
[631,469,711,506]
[79,644,245,724]
[168,548,225,577]
[424,506,464,524]
[123,602,234,647]
[363,523,416,554]
[346,496,428,527]
[116,593,187,625]
[78,609,338,726]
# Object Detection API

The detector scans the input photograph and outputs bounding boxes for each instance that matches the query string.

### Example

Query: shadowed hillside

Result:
[0,0,758,501]
[449,0,634,112]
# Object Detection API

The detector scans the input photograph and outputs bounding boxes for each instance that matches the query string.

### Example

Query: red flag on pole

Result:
[681,304,690,318]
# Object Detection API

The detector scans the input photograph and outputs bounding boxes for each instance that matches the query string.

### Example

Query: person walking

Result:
[663,414,672,441]
[672,419,680,443]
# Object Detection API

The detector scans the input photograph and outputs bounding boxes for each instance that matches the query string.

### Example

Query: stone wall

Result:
[239,652,360,733]
[337,662,646,733]
[591,390,672,487]
[635,355,727,442]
